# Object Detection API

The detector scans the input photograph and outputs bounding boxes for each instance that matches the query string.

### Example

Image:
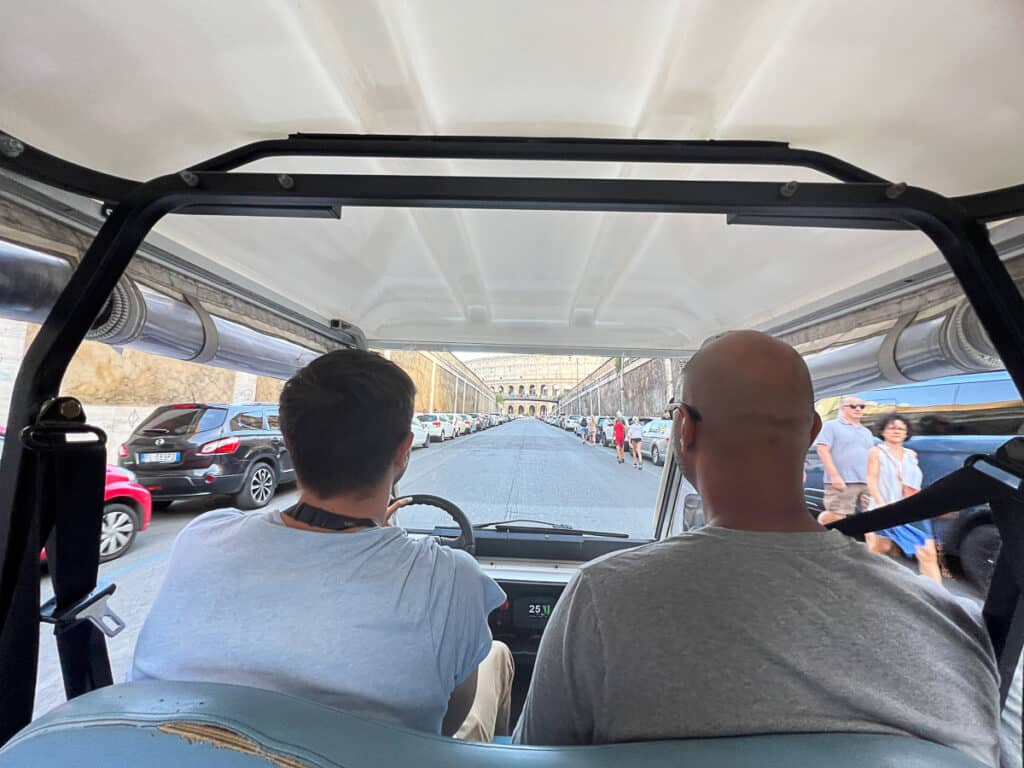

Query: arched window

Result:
[540,385,548,397]
[517,405,525,415]
[540,405,547,416]
[529,385,536,396]
[529,405,536,416]
[518,385,525,396]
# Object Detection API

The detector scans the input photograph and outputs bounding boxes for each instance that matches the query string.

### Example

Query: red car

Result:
[0,427,152,563]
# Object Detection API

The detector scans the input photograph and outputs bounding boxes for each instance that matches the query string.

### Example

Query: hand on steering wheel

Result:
[389,494,475,554]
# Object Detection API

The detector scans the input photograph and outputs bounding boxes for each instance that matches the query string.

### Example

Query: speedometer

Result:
[514,596,556,629]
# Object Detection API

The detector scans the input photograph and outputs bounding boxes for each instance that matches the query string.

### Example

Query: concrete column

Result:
[429,360,437,411]
[0,318,27,424]
[232,372,258,403]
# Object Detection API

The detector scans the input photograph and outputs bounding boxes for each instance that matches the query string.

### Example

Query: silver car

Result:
[641,418,672,466]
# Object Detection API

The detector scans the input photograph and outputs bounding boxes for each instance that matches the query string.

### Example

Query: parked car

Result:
[1,427,152,563]
[805,371,1024,590]
[410,419,430,449]
[438,413,461,437]
[119,402,295,510]
[641,418,672,465]
[416,413,455,442]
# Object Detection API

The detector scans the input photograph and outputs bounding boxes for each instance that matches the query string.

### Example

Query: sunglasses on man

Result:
[665,401,703,422]
[843,404,866,410]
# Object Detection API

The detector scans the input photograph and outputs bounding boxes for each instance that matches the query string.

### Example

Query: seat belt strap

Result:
[23,399,114,700]
[829,439,1024,713]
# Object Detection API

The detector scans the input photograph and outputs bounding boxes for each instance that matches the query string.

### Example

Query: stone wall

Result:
[558,357,678,419]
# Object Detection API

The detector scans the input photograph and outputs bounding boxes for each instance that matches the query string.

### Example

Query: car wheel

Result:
[960,523,1000,591]
[235,462,278,510]
[651,444,661,466]
[99,503,139,563]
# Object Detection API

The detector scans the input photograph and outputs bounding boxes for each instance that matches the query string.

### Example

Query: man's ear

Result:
[395,431,414,464]
[681,409,698,449]
[809,411,822,447]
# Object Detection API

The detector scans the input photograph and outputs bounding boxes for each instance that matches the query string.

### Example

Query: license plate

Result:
[140,451,180,464]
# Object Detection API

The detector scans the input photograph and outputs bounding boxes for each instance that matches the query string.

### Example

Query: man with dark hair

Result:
[130,349,513,741]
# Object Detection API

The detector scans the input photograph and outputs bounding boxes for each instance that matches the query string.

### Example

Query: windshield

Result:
[395,352,665,538]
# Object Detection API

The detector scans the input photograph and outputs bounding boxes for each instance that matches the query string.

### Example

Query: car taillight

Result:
[199,436,240,455]
[118,443,128,458]
[433,421,441,427]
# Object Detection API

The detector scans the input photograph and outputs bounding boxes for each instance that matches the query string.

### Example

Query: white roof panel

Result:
[1,0,1021,353]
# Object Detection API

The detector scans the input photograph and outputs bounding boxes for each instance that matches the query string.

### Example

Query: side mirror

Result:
[682,493,705,531]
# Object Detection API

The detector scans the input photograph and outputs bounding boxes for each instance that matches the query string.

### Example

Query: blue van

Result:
[805,371,1023,589]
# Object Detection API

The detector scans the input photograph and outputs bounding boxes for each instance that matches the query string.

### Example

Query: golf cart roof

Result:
[1,1,1023,355]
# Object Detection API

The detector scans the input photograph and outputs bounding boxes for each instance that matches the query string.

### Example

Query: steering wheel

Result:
[398,494,475,554]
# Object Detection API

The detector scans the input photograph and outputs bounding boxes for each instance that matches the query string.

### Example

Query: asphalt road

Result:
[33,417,660,717]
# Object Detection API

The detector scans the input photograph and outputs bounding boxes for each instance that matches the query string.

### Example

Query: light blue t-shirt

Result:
[815,417,876,484]
[129,508,505,734]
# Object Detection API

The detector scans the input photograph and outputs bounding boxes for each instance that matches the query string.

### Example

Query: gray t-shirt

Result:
[130,508,505,734]
[816,417,876,484]
[513,526,999,765]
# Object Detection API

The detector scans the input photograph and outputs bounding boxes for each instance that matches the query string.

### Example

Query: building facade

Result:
[463,354,606,417]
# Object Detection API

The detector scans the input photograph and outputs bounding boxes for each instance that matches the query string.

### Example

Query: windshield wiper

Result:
[472,518,629,538]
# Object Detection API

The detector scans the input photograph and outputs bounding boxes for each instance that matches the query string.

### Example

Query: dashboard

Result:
[489,580,566,660]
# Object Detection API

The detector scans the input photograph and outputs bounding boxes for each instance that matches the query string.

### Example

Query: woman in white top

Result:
[865,414,942,585]
[627,417,644,469]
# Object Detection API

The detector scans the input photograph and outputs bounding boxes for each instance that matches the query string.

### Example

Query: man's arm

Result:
[442,669,478,737]
[816,444,845,490]
[513,573,603,745]
[814,423,845,490]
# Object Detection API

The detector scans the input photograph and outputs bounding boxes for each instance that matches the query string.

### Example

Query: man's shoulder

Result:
[577,534,711,591]
[179,507,248,536]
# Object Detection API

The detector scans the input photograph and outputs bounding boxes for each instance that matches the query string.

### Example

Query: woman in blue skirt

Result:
[865,413,943,585]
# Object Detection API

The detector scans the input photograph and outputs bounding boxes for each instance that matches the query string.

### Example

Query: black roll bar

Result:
[0,132,1022,747]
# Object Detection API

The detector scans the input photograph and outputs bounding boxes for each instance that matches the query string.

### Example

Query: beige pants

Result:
[456,641,515,742]
[823,482,869,516]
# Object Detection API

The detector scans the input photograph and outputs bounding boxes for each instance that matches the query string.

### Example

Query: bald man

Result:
[513,332,999,766]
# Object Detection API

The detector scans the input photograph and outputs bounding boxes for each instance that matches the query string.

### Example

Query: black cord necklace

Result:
[282,502,379,531]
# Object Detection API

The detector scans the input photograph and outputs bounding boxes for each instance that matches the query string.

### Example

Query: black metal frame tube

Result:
[1,134,1024,745]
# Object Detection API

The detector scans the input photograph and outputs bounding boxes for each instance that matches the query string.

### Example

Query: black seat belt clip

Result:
[40,582,125,639]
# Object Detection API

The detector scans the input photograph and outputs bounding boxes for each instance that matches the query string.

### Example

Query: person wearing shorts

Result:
[614,416,626,464]
[628,417,644,469]
[815,396,875,524]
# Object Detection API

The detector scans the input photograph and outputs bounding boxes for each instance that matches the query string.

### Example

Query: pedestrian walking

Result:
[864,414,942,585]
[628,417,644,469]
[815,396,875,525]
[588,416,598,445]
[613,416,627,463]
[578,415,588,444]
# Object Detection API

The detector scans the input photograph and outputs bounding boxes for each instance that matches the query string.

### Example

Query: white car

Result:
[415,413,455,442]
[410,419,429,449]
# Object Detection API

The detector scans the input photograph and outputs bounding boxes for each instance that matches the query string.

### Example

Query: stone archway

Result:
[507,404,514,415]
[540,405,548,416]
[529,405,536,416]
[517,405,525,415]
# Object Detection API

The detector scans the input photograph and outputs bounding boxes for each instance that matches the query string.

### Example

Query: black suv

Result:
[118,403,295,510]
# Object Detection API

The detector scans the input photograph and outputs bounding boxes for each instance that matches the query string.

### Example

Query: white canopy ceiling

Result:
[1,0,1022,353]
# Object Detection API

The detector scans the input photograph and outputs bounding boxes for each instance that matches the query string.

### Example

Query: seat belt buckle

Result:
[40,582,125,638]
